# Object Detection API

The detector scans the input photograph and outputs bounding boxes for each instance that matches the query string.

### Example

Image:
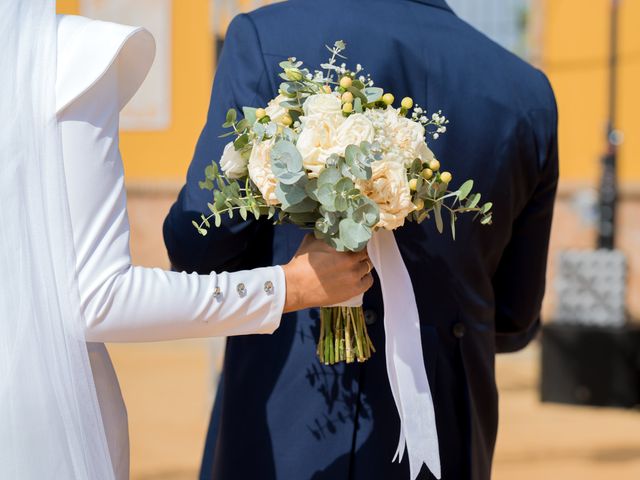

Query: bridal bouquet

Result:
[195,41,492,365]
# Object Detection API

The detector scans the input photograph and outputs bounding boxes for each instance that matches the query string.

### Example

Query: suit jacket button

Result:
[452,323,466,338]
[364,309,377,325]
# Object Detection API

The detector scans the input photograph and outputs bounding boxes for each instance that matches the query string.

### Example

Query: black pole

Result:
[597,0,621,249]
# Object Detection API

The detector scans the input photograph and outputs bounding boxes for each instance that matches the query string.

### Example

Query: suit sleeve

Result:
[163,14,274,274]
[494,77,559,353]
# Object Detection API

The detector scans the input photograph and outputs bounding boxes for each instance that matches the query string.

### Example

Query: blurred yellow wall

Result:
[56,0,213,181]
[541,0,640,182]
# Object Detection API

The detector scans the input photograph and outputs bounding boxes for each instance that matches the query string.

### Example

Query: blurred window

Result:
[447,0,535,60]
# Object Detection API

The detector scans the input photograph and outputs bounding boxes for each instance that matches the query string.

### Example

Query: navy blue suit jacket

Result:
[163,1,558,478]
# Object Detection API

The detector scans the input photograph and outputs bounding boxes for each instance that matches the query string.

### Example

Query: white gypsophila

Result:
[219,141,248,179]
[356,158,416,230]
[248,139,280,205]
[303,93,342,117]
[296,114,344,177]
[264,94,289,125]
[334,113,375,155]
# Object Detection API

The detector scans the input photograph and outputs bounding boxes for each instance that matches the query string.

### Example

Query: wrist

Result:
[282,262,303,313]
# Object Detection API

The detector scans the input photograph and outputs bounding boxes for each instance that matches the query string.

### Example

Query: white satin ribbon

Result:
[367,229,441,480]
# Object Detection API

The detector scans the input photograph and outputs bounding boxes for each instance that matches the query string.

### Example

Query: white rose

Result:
[247,139,280,205]
[265,94,289,125]
[334,113,375,155]
[219,141,248,179]
[357,159,416,230]
[303,93,342,117]
[296,115,342,177]
[392,116,426,163]
[365,107,427,165]
[416,141,435,163]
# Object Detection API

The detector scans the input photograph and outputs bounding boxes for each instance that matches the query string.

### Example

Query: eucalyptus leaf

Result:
[481,202,493,214]
[271,140,305,185]
[457,180,474,201]
[346,86,368,104]
[364,87,383,103]
[354,97,363,113]
[282,197,318,213]
[344,145,372,180]
[275,180,309,207]
[316,184,337,211]
[318,167,342,186]
[352,199,380,227]
[199,179,213,191]
[305,178,319,201]
[450,212,457,240]
[242,107,257,126]
[233,133,249,150]
[225,108,237,124]
[434,203,444,233]
[205,164,218,181]
[339,218,371,251]
[465,193,481,209]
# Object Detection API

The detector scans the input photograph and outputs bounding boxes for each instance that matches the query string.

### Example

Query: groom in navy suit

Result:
[163,0,558,478]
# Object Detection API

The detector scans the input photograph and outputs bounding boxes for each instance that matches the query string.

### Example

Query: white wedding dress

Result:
[56,15,285,479]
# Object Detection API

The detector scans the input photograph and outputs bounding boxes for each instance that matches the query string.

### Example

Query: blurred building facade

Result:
[57,0,640,317]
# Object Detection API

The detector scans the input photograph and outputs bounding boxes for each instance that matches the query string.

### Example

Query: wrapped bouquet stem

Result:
[318,294,374,364]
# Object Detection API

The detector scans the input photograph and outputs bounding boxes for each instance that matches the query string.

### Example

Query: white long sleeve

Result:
[57,15,285,344]
[82,265,285,343]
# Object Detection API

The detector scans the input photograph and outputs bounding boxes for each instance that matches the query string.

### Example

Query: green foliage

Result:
[195,40,494,251]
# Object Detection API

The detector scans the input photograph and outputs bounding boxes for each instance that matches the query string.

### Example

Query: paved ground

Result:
[107,340,640,480]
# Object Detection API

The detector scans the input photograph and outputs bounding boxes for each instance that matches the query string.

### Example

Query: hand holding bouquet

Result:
[195,41,492,364]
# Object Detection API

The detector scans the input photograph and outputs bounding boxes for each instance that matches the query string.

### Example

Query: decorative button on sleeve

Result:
[236,283,247,297]
[264,280,274,295]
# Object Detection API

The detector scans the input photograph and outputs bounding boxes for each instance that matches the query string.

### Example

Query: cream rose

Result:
[357,159,416,230]
[303,93,342,117]
[296,115,342,177]
[247,139,280,205]
[219,141,248,179]
[334,113,375,155]
[264,94,289,125]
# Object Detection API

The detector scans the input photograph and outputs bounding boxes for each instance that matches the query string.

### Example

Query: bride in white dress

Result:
[0,3,372,479]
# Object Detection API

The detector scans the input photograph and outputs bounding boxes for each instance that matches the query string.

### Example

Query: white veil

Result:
[0,1,114,478]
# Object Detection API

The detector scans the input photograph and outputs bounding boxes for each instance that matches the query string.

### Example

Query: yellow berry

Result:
[414,198,425,210]
[322,85,332,94]
[255,108,267,120]
[421,168,434,180]
[341,92,354,103]
[282,114,293,126]
[440,171,452,184]
[339,76,353,89]
[429,159,440,172]
[342,102,353,114]
[409,178,418,191]
[401,97,414,109]
[382,93,395,105]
